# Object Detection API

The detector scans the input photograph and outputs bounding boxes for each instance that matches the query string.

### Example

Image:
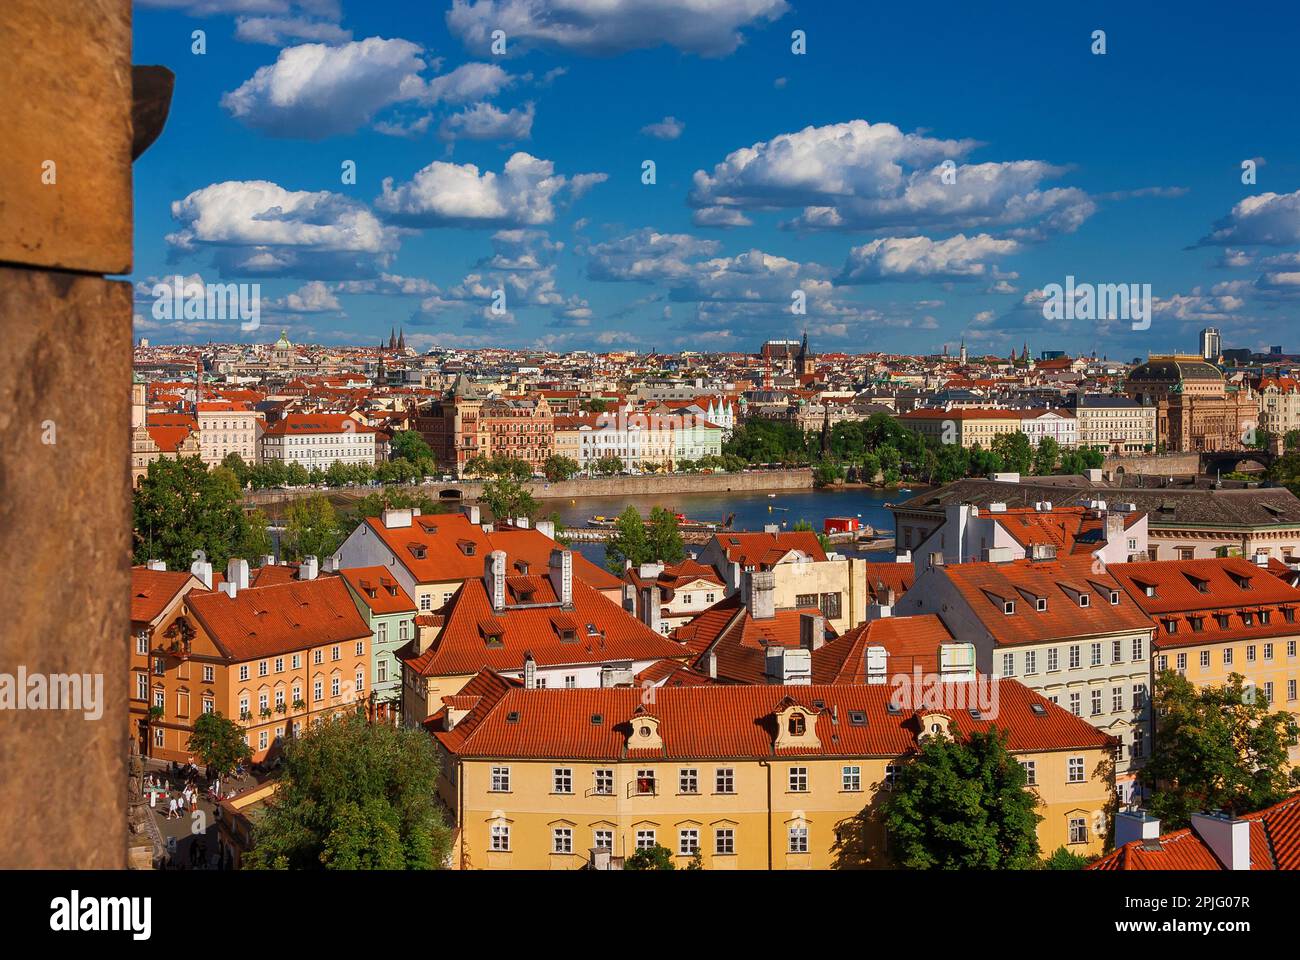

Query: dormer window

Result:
[788,712,806,736]
[1078,594,1090,608]
[1109,590,1121,605]
[1035,597,1047,612]
[1003,600,1016,615]
[408,544,427,560]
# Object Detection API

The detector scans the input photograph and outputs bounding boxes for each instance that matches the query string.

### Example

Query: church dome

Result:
[1128,357,1222,382]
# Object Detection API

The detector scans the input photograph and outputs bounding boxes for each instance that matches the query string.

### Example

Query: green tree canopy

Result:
[543,455,580,482]
[479,473,538,523]
[187,711,251,777]
[605,504,649,572]
[389,429,434,465]
[244,714,451,870]
[624,843,676,870]
[646,506,687,564]
[991,431,1033,476]
[283,495,343,561]
[1140,670,1298,827]
[884,729,1043,869]
[133,455,257,571]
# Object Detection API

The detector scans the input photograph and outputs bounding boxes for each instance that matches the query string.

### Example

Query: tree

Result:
[593,454,625,476]
[389,430,434,466]
[625,843,676,870]
[283,495,343,561]
[646,507,686,564]
[236,508,274,560]
[187,711,251,778]
[884,729,1042,869]
[221,452,251,487]
[133,456,256,571]
[243,714,451,870]
[479,474,538,523]
[1033,436,1060,475]
[543,455,580,482]
[1140,670,1298,828]
[1042,845,1090,870]
[605,504,649,571]
[991,431,1033,476]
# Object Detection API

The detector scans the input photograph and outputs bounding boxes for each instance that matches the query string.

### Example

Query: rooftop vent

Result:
[848,710,867,726]
[1030,703,1048,716]
[506,711,520,724]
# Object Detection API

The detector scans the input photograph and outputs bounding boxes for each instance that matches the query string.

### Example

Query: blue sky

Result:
[130,0,1300,357]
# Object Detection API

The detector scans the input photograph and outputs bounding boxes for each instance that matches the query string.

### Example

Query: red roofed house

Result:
[905,554,1156,797]
[140,559,372,762]
[427,671,1116,869]
[258,412,377,470]
[398,548,690,725]
[1110,555,1300,763]
[129,564,204,757]
[623,558,725,635]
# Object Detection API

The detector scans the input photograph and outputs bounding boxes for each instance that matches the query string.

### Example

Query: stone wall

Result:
[0,0,134,868]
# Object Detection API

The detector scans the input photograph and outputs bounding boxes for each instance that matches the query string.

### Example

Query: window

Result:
[258,660,268,677]
[1200,650,1210,668]
[1090,643,1102,667]
[635,830,656,850]
[355,641,365,657]
[884,764,899,787]
[1133,727,1145,759]
[788,824,809,854]
[331,645,340,662]
[258,730,268,751]
[1003,600,1016,615]
[552,828,573,854]
[679,829,699,856]
[1112,687,1124,712]
[1047,648,1060,672]
[1132,637,1144,661]
[842,765,861,792]
[1289,680,1297,703]
[1247,645,1257,662]
[491,766,510,792]
[135,674,147,700]
[202,665,214,683]
[1176,652,1187,672]
[553,768,573,794]
[1264,682,1274,705]
[593,829,612,850]
[153,690,165,711]
[715,768,735,794]
[788,766,808,792]
[239,664,249,682]
[377,659,387,684]
[1110,641,1122,664]
[1291,640,1298,658]
[1068,756,1085,783]
[135,634,147,655]
[1024,650,1037,674]
[1224,647,1234,665]
[1001,653,1015,677]
[1091,689,1102,716]
[1068,645,1081,669]
[273,657,284,673]
[313,650,323,666]
[1068,692,1080,716]
[564,674,577,689]
[355,669,364,693]
[490,823,510,851]
[330,676,340,698]
[1157,655,1168,672]
[1036,597,1048,612]
[594,769,614,795]
[1133,684,1147,711]
[635,769,656,795]
[1020,760,1037,785]
[313,680,323,702]
[1069,817,1088,844]
[679,768,699,794]
[714,828,734,855]
[1265,643,1274,661]
[788,712,806,736]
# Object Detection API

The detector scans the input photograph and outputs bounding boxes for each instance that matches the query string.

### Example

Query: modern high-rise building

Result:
[1200,327,1222,361]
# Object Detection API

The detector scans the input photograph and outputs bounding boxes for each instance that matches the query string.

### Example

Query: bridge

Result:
[1200,449,1277,477]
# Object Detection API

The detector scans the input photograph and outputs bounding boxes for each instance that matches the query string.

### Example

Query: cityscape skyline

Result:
[130,0,1300,355]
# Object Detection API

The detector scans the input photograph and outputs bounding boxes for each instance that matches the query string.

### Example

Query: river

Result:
[548,486,925,568]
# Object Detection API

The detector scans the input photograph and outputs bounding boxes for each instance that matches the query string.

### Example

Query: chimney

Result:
[299,556,319,581]
[535,519,555,540]
[638,561,664,579]
[146,559,166,571]
[218,582,237,599]
[763,523,780,534]
[743,569,776,620]
[381,508,413,529]
[1114,810,1161,848]
[260,554,276,568]
[1190,812,1252,870]
[1254,550,1270,567]
[190,558,213,590]
[514,516,530,529]
[548,549,573,607]
[800,612,826,651]
[707,650,717,679]
[622,582,636,613]
[864,645,888,684]
[523,653,537,689]
[1105,511,1126,546]
[485,550,507,611]
[225,558,250,592]
[462,503,481,525]
[642,586,661,634]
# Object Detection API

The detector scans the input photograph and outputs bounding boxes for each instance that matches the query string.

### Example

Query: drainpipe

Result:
[759,759,772,870]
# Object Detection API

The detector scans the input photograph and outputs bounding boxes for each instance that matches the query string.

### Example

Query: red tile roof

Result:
[713,531,828,567]
[339,566,417,615]
[671,593,837,684]
[813,615,956,682]
[131,568,199,625]
[432,672,1115,760]
[1090,795,1300,870]
[861,561,915,603]
[187,576,371,661]
[262,413,377,436]
[399,571,688,678]
[936,556,1154,647]
[1109,557,1300,649]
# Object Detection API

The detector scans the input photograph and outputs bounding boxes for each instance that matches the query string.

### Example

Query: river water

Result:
[548,486,925,567]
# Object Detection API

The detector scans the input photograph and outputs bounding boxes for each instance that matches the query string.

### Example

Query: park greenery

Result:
[220,429,437,490]
[1139,670,1299,828]
[244,714,452,870]
[605,504,687,572]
